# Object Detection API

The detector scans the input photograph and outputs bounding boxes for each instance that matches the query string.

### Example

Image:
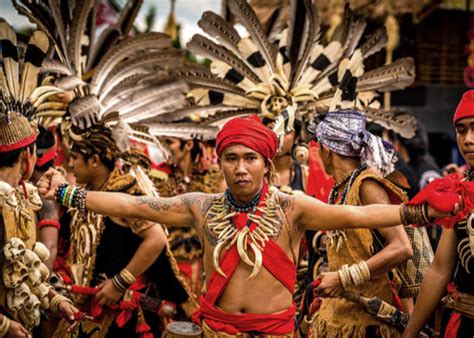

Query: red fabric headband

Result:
[216,115,278,161]
[36,143,57,167]
[453,90,474,123]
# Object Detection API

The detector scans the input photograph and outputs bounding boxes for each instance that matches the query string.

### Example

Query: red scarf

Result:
[193,183,296,335]
[408,173,474,228]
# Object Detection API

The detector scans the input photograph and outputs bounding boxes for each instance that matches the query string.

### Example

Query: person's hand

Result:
[441,163,463,177]
[59,301,80,321]
[5,319,31,338]
[316,271,344,298]
[37,168,66,200]
[59,301,81,333]
[95,279,123,306]
[427,197,462,219]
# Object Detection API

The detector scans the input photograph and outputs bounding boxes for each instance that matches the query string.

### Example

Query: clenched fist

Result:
[37,168,67,200]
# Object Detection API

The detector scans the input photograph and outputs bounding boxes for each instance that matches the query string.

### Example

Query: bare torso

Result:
[192,191,303,314]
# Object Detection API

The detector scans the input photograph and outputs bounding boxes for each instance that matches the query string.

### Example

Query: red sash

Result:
[193,183,297,335]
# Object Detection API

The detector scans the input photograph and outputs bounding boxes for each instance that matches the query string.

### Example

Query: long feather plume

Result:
[116,0,143,36]
[48,0,69,64]
[187,34,261,84]
[141,104,240,124]
[365,108,417,139]
[68,0,94,74]
[20,30,49,102]
[357,58,415,92]
[329,49,364,111]
[41,58,73,76]
[147,123,219,141]
[99,49,183,99]
[290,0,320,87]
[91,32,171,94]
[227,0,276,72]
[0,20,19,98]
[198,11,241,56]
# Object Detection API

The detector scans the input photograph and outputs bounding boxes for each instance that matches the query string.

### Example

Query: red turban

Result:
[453,90,474,123]
[216,115,278,160]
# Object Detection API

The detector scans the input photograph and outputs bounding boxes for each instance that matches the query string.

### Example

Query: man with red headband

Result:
[0,22,79,337]
[403,91,474,337]
[39,115,456,337]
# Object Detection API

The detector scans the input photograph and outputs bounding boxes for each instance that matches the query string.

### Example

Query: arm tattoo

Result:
[136,196,171,212]
[280,194,295,213]
[181,195,194,211]
[200,195,219,218]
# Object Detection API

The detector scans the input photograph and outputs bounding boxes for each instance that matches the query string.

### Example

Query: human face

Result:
[68,150,94,184]
[455,117,474,167]
[162,137,187,165]
[219,145,268,202]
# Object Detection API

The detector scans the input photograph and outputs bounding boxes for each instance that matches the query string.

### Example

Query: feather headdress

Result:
[15,0,189,158]
[0,19,61,152]
[172,0,415,138]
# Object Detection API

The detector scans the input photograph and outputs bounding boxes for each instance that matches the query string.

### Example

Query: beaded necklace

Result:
[329,166,366,205]
[224,187,263,213]
[327,166,365,251]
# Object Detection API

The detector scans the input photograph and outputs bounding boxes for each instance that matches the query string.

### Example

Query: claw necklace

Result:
[208,189,280,279]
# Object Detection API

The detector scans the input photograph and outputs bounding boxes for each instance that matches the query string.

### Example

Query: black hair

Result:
[71,144,116,171]
[0,143,35,168]
[34,126,56,172]
[36,126,55,151]
[179,139,201,162]
[398,122,429,162]
[293,119,302,138]
[35,160,55,172]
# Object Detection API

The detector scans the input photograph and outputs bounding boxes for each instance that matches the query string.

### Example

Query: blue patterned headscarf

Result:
[314,109,397,176]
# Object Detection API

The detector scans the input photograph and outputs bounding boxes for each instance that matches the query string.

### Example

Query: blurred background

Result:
[3,0,472,168]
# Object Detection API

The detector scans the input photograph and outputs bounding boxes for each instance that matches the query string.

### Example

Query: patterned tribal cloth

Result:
[314,109,397,176]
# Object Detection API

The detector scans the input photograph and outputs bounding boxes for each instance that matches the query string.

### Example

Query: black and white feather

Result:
[0,19,61,124]
[173,0,415,134]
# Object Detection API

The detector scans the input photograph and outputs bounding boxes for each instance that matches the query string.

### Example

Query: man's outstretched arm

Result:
[293,193,457,232]
[38,168,201,227]
[86,191,199,227]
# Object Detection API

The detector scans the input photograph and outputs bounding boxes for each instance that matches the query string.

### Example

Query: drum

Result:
[162,321,203,338]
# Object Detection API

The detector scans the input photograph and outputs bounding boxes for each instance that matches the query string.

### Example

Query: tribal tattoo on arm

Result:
[136,196,172,212]
[279,193,296,214]
[135,193,219,228]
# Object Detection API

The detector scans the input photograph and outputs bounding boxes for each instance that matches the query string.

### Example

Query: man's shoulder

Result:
[270,188,299,214]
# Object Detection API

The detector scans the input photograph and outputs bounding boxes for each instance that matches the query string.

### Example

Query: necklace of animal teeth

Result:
[209,192,280,279]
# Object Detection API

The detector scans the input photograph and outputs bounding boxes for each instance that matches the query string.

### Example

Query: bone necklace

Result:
[207,184,281,279]
[457,214,474,273]
[457,171,474,274]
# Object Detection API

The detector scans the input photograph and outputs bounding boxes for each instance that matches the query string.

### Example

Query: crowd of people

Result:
[0,1,472,337]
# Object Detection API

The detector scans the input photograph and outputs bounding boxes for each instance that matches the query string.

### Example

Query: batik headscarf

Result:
[312,109,397,176]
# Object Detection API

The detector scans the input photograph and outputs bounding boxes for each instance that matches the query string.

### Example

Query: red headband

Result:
[453,90,474,123]
[216,115,278,161]
[36,143,57,167]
